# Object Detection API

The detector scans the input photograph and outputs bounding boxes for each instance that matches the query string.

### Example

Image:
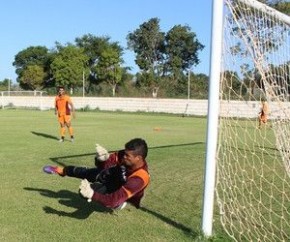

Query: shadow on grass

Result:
[49,142,205,167]
[140,206,198,238]
[40,141,203,227]
[24,187,110,219]
[224,144,278,157]
[31,131,59,141]
[148,142,204,150]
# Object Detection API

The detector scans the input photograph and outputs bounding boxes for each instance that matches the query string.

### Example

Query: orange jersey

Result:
[259,101,269,124]
[55,95,72,116]
[261,102,269,115]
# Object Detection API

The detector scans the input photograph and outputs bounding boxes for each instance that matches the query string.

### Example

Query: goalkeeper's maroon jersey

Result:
[92,152,150,209]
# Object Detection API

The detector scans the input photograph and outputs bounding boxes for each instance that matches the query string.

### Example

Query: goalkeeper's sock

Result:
[43,165,65,176]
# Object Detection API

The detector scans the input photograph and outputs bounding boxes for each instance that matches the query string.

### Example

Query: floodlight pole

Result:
[202,0,224,237]
[8,78,11,96]
[82,71,85,98]
[187,69,191,101]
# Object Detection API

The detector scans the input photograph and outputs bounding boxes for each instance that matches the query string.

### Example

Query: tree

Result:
[127,17,163,96]
[273,1,290,15]
[0,78,10,91]
[20,65,46,90]
[127,18,204,97]
[13,46,50,90]
[262,0,290,15]
[95,46,123,96]
[127,18,165,75]
[222,70,247,99]
[191,73,209,99]
[165,25,204,78]
[75,34,124,94]
[50,44,89,92]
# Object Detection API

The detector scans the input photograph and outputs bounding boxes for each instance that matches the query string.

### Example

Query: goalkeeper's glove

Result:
[79,179,94,202]
[95,144,110,163]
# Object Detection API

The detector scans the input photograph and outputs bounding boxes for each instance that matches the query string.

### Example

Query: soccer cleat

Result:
[59,138,64,143]
[43,165,64,176]
[114,202,127,210]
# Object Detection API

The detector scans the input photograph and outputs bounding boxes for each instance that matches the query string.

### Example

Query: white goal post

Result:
[203,0,290,241]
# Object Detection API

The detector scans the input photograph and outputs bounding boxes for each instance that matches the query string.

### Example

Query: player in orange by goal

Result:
[258,98,270,129]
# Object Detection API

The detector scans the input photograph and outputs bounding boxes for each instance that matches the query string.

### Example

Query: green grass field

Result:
[0,109,231,242]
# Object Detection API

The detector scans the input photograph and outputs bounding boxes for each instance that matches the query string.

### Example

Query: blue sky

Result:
[0,0,213,82]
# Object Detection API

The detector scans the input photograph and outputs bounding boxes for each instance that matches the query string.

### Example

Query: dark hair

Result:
[261,97,267,102]
[58,86,65,90]
[125,138,148,159]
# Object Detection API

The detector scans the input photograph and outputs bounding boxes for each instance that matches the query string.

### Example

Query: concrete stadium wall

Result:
[1,96,290,119]
[0,96,208,116]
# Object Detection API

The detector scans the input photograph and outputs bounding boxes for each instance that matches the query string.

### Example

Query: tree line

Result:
[4,17,207,98]
[1,1,289,99]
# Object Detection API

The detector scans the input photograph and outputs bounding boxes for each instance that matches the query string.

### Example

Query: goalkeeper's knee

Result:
[64,166,88,178]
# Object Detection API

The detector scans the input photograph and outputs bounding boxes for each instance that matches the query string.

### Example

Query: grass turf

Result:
[0,109,231,242]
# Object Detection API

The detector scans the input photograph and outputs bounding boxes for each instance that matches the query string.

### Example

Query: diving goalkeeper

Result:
[43,138,150,210]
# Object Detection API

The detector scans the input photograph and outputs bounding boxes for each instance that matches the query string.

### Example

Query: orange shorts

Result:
[58,115,71,124]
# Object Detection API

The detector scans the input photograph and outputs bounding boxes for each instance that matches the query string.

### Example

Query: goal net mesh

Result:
[216,0,290,241]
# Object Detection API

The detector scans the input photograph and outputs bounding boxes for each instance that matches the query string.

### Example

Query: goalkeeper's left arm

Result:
[79,165,127,204]
[94,144,125,168]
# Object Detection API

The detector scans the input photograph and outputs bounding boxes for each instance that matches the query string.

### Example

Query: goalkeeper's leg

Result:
[43,165,102,183]
[64,166,102,182]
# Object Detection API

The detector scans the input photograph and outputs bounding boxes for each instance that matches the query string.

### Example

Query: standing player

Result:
[55,86,75,142]
[258,98,270,129]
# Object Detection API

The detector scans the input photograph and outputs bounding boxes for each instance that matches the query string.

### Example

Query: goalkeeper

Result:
[43,138,150,210]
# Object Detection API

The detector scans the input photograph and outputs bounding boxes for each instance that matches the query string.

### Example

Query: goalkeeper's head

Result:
[261,97,267,102]
[125,138,148,159]
[123,138,148,168]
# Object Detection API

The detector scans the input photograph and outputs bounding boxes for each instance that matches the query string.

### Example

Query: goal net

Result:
[214,0,290,241]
